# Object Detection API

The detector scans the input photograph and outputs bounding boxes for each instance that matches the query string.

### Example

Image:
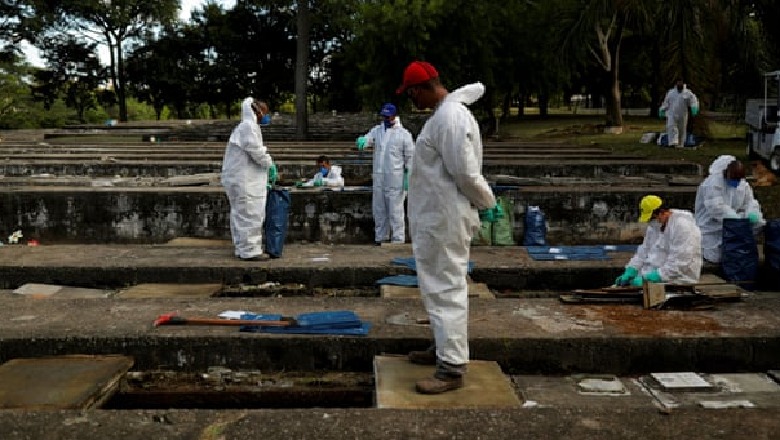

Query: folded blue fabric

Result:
[238,311,371,336]
[528,253,611,261]
[391,257,475,273]
[375,274,419,286]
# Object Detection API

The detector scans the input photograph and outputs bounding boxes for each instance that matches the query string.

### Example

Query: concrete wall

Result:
[0,161,702,180]
[0,186,698,245]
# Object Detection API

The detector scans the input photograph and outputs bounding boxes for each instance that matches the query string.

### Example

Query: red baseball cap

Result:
[396,61,439,94]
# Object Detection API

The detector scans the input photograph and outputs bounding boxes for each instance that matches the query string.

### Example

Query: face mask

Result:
[676,85,683,92]
[725,178,741,188]
[319,167,329,177]
[384,119,395,129]
[259,114,272,125]
[649,219,661,230]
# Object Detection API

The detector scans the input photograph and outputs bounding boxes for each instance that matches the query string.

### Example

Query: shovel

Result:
[154,312,295,327]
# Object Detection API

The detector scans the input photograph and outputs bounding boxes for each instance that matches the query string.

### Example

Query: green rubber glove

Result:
[356,136,367,151]
[630,275,645,287]
[691,106,699,116]
[479,208,495,223]
[403,170,409,191]
[493,203,505,220]
[615,266,639,286]
[747,212,760,224]
[645,270,662,283]
[267,163,278,187]
[295,181,304,188]
[658,108,666,118]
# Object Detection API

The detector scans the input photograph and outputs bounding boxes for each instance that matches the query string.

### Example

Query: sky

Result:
[22,0,237,68]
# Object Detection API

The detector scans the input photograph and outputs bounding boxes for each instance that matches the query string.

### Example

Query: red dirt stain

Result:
[568,305,724,336]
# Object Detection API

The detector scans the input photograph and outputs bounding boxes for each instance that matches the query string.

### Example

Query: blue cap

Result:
[380,103,397,117]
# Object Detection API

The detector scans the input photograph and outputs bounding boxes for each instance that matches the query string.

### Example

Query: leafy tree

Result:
[31,38,105,123]
[28,0,178,122]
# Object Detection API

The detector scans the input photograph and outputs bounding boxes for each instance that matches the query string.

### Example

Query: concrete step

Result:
[0,293,777,374]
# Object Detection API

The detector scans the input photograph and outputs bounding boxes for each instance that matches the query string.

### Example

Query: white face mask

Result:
[649,219,661,229]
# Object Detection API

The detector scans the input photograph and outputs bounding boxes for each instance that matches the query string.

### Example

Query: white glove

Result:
[258,153,273,168]
[723,207,739,219]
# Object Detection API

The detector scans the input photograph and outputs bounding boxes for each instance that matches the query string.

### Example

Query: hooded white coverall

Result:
[221,97,273,259]
[627,209,702,284]
[695,155,765,263]
[660,85,699,147]
[364,117,415,243]
[302,165,344,187]
[409,83,496,370]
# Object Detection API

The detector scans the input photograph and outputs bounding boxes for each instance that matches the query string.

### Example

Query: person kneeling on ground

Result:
[694,155,765,264]
[614,195,702,287]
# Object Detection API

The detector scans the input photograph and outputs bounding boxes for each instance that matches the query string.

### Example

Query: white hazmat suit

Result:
[364,117,415,243]
[221,97,273,259]
[695,155,765,263]
[660,85,699,147]
[627,209,702,284]
[409,83,496,369]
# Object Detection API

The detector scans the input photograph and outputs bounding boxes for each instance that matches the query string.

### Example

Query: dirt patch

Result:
[566,305,724,336]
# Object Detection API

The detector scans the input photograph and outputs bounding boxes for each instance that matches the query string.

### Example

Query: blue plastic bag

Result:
[264,189,291,258]
[721,218,758,290]
[764,219,780,289]
[523,206,547,246]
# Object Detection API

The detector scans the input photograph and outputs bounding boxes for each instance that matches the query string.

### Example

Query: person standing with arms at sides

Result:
[221,97,274,261]
[358,103,415,245]
[659,79,699,148]
[396,61,503,394]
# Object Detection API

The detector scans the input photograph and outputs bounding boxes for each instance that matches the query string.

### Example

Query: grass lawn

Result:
[499,113,780,219]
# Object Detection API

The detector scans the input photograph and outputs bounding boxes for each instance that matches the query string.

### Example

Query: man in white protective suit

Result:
[221,97,274,261]
[358,103,415,245]
[695,155,765,263]
[614,195,702,287]
[659,79,699,147]
[396,61,503,394]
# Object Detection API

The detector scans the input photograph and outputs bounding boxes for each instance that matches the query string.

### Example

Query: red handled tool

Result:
[154,313,295,327]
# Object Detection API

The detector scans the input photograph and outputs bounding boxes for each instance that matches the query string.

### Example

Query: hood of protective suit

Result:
[240,97,256,123]
[708,155,736,176]
[446,82,485,106]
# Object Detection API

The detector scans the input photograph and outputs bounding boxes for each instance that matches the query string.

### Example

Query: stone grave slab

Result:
[116,283,222,299]
[164,237,232,247]
[512,375,655,409]
[639,373,780,410]
[0,355,133,409]
[13,283,112,299]
[374,355,520,409]
[380,283,494,299]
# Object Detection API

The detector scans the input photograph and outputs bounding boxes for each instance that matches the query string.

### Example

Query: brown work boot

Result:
[415,374,464,394]
[408,348,437,365]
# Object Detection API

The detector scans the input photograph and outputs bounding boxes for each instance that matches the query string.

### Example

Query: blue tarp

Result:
[391,257,475,273]
[264,189,291,258]
[238,311,371,335]
[523,206,547,246]
[375,274,419,286]
[525,245,636,261]
[721,218,758,290]
[764,219,780,290]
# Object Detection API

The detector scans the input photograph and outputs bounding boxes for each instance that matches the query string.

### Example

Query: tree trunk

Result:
[294,0,310,140]
[115,35,128,122]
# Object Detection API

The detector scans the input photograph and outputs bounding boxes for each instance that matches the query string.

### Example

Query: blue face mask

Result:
[259,114,271,125]
[319,167,329,177]
[384,119,394,129]
[725,178,741,188]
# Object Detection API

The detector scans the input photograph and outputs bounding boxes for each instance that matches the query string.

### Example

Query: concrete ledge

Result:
[0,186,699,244]
[0,295,778,374]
